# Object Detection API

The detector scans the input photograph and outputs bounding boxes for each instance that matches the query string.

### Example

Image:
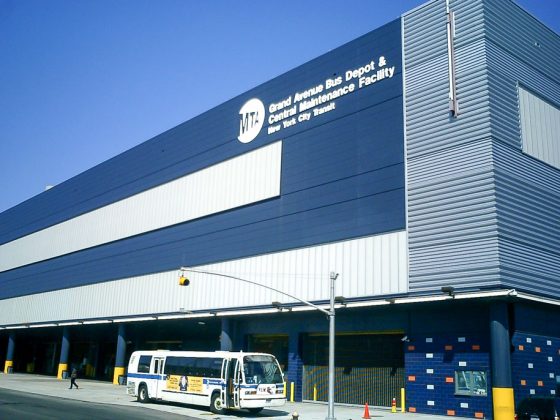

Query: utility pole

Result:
[179,267,339,420]
[326,271,338,420]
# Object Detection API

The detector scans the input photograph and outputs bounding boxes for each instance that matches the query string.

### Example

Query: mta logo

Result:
[238,98,265,143]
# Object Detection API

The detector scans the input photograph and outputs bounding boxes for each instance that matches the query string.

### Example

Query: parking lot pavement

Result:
[0,373,451,419]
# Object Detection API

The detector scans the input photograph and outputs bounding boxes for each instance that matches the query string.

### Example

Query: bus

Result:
[126,350,286,414]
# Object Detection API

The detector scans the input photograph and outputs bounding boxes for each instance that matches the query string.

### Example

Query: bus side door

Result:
[233,358,241,408]
[221,358,241,409]
[152,357,165,399]
[221,358,229,408]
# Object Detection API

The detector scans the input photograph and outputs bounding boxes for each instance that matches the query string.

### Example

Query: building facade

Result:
[1,0,559,418]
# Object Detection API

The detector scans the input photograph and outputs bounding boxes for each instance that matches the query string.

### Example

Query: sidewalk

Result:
[0,373,450,419]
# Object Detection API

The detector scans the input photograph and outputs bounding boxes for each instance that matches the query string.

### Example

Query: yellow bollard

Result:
[283,381,287,397]
[57,363,68,380]
[113,366,126,385]
[313,384,317,401]
[492,387,515,420]
[290,382,295,402]
[3,360,13,374]
[401,387,405,412]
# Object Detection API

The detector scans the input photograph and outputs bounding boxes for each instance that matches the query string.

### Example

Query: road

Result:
[0,373,454,419]
[0,388,197,420]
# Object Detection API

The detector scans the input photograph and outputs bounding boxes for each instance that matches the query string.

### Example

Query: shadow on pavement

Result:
[146,400,290,418]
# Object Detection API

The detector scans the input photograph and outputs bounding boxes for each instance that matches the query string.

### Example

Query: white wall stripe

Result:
[0,142,282,272]
[0,231,408,325]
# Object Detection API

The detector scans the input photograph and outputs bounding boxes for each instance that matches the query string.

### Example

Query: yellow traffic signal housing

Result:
[179,275,190,286]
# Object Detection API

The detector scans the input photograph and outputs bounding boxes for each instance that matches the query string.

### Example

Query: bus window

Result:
[164,356,223,378]
[165,356,194,376]
[195,358,222,378]
[243,355,283,384]
[138,355,152,373]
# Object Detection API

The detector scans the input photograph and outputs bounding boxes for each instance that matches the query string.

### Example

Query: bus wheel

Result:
[138,384,150,403]
[248,408,263,414]
[210,392,225,414]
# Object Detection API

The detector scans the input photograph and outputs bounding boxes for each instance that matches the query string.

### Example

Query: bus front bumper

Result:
[241,397,286,408]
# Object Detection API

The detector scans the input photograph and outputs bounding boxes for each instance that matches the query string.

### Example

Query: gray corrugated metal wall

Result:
[485,0,560,296]
[404,0,501,293]
[404,0,560,296]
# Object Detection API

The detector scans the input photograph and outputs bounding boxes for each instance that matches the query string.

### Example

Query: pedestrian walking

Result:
[69,368,79,389]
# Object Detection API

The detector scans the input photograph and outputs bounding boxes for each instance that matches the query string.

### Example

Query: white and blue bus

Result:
[126,350,286,414]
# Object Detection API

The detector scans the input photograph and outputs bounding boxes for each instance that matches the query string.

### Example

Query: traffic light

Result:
[178,275,190,286]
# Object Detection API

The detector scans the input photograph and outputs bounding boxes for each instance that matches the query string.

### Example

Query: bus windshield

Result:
[243,355,283,384]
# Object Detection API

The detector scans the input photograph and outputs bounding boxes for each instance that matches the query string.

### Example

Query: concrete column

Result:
[4,333,15,374]
[490,302,514,420]
[287,331,303,401]
[113,324,127,385]
[220,318,233,351]
[57,327,71,379]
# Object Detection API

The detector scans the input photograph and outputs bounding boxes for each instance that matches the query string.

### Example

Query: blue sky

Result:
[0,0,559,214]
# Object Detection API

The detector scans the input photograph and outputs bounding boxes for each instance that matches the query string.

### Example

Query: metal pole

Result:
[179,266,339,419]
[326,272,337,420]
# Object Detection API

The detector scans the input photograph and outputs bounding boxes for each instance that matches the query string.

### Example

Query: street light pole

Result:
[179,267,338,420]
[327,271,338,420]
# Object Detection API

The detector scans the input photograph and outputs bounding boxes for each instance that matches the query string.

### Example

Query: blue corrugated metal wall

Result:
[0,20,405,299]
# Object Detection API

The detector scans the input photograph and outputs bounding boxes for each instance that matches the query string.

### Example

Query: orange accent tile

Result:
[519,345,524,351]
[445,345,453,351]
[535,347,541,353]
[446,377,454,383]
[521,379,526,386]
[538,380,543,386]
[447,410,456,416]
[472,345,480,351]
[409,407,416,413]
[408,375,416,382]
[408,345,415,351]
[475,412,484,419]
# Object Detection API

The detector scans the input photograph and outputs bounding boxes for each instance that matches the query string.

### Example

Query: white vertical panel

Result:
[0,142,282,272]
[364,238,374,296]
[519,86,560,169]
[398,232,409,292]
[312,243,323,301]
[373,235,382,295]
[381,234,390,294]
[0,231,408,326]
[349,240,358,296]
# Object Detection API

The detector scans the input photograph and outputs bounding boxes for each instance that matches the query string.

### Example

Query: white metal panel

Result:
[0,231,407,326]
[519,86,560,169]
[0,142,282,273]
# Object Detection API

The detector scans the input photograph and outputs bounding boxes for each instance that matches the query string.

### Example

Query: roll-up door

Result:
[302,332,405,406]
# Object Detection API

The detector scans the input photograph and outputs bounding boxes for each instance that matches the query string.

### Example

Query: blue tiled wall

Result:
[405,334,492,418]
[512,332,560,402]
